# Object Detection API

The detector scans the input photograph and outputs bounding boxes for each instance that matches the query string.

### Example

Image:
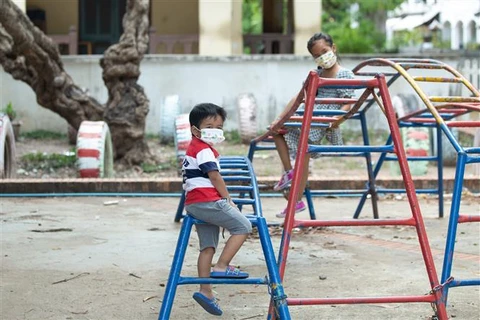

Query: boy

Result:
[182,103,252,316]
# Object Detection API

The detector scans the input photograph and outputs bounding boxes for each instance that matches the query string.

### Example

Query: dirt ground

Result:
[1,195,479,320]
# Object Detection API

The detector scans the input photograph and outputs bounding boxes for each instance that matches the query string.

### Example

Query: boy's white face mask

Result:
[315,50,337,69]
[195,127,225,145]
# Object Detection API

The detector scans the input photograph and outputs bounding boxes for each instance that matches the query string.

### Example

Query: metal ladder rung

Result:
[398,62,445,69]
[178,276,268,285]
[356,72,399,77]
[221,170,249,175]
[308,145,394,153]
[314,98,358,104]
[413,77,463,83]
[429,96,480,103]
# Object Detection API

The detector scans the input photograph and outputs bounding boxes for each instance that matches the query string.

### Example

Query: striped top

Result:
[314,67,355,110]
[182,137,222,205]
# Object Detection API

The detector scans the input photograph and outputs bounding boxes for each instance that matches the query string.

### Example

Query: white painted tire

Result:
[76,121,114,178]
[174,114,191,175]
[237,93,258,143]
[160,95,180,143]
[0,114,16,179]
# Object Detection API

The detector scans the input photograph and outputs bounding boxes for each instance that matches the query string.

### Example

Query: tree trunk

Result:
[0,0,104,129]
[0,0,153,164]
[100,0,152,164]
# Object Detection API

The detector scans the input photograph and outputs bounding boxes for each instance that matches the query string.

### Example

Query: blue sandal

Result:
[210,265,249,279]
[193,292,222,316]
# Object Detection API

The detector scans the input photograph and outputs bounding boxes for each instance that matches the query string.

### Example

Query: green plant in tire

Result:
[1,102,16,121]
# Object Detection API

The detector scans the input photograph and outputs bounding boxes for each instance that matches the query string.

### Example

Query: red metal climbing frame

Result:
[269,71,448,319]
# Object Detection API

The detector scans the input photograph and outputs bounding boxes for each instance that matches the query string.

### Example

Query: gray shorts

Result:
[185,199,252,251]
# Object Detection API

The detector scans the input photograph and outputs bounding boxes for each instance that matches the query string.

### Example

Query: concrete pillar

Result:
[199,0,243,55]
[293,0,321,55]
[11,0,26,12]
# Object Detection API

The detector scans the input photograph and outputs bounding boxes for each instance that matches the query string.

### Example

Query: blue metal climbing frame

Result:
[160,156,290,319]
[249,58,479,221]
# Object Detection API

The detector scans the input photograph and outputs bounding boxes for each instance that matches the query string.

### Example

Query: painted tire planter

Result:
[237,93,258,143]
[160,95,180,144]
[174,114,191,176]
[76,121,114,178]
[0,114,16,179]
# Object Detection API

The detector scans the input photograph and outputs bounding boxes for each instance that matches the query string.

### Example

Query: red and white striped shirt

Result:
[182,137,222,205]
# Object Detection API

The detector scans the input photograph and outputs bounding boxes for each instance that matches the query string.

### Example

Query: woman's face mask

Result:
[315,50,337,69]
[194,127,225,145]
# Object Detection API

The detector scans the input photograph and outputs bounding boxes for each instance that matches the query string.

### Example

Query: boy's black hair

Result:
[189,103,227,128]
[307,32,334,54]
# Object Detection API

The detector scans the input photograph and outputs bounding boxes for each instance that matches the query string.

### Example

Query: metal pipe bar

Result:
[177,277,268,285]
[458,215,480,223]
[287,294,436,306]
[293,217,417,228]
[413,77,463,83]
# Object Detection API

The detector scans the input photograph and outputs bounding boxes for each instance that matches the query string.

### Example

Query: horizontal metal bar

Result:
[284,122,329,128]
[448,279,480,287]
[376,188,438,194]
[296,110,348,116]
[178,276,268,285]
[226,186,253,191]
[312,98,358,104]
[308,190,369,195]
[458,215,480,223]
[399,62,445,69]
[287,294,435,306]
[223,176,251,181]
[308,145,394,153]
[413,76,463,83]
[232,198,255,205]
[429,96,480,103]
[356,72,398,77]
[220,170,249,175]
[293,218,416,228]
[384,155,438,161]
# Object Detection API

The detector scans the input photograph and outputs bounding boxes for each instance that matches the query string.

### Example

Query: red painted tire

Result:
[174,114,191,175]
[76,121,114,178]
[0,114,16,178]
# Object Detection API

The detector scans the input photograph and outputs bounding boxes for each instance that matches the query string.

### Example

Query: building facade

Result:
[11,0,322,56]
[386,0,480,51]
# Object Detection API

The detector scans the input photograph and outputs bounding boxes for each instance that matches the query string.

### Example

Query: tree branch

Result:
[0,0,104,129]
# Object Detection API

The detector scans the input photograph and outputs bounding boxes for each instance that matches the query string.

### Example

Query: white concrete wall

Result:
[0,54,474,136]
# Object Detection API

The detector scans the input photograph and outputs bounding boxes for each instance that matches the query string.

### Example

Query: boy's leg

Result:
[273,134,292,171]
[198,247,215,298]
[212,234,249,272]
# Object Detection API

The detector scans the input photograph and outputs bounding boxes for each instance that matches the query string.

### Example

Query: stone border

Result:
[0,177,477,194]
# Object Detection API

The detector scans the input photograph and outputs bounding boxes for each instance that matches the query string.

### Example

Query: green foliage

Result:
[1,102,16,121]
[466,41,480,51]
[224,130,242,144]
[22,130,66,140]
[21,149,76,170]
[322,0,404,53]
[242,0,262,34]
[327,23,380,53]
[392,29,423,48]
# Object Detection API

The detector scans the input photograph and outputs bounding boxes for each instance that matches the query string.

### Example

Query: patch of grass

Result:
[22,130,66,140]
[21,150,76,170]
[145,133,160,141]
[141,157,178,173]
[224,130,242,144]
[458,131,474,148]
